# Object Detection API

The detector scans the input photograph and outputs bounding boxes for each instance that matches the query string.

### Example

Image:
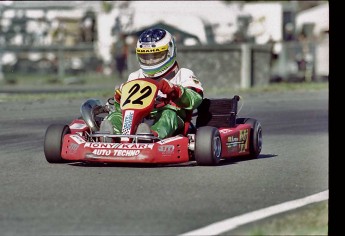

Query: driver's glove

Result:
[114,83,123,104]
[158,78,182,101]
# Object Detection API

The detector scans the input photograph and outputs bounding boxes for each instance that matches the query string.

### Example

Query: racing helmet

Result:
[136,28,177,78]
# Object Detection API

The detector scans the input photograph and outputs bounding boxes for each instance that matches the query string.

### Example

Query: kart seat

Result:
[195,95,240,128]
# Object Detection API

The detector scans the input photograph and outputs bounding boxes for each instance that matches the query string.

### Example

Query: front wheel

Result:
[195,126,222,166]
[44,124,70,163]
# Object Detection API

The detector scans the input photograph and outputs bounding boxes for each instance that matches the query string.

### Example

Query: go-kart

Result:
[44,78,262,166]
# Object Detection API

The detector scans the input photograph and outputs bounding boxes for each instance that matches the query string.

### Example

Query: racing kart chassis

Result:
[44,79,262,166]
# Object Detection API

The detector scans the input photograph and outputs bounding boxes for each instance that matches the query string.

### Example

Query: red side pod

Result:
[61,134,88,161]
[152,136,190,163]
[219,124,252,159]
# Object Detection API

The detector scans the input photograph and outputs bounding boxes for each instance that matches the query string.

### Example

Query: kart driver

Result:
[100,28,204,139]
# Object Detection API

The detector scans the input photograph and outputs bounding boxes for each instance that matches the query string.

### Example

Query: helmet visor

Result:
[136,44,169,66]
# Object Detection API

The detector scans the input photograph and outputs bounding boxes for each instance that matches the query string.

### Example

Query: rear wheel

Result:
[238,118,262,158]
[44,124,70,163]
[195,126,222,165]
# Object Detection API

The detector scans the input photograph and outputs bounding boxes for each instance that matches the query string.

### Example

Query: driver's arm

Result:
[158,78,203,110]
[173,86,203,110]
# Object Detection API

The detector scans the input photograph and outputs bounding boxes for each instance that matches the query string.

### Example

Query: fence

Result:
[1,43,273,91]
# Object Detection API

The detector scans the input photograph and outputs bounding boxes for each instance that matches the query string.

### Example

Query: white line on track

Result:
[179,190,329,236]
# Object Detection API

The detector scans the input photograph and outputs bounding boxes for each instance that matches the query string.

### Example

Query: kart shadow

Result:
[218,153,278,166]
[67,154,277,168]
[67,161,197,168]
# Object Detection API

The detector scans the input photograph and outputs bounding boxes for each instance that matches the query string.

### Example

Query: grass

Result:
[0,72,121,102]
[206,81,328,97]
[226,201,328,236]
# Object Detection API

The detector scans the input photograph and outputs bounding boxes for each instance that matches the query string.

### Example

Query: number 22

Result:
[122,83,152,107]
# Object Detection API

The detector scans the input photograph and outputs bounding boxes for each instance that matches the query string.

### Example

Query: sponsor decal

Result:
[158,145,174,155]
[85,143,120,148]
[239,129,249,152]
[219,129,232,134]
[68,143,79,154]
[113,149,140,157]
[122,110,134,135]
[136,48,161,53]
[91,149,141,157]
[92,149,112,156]
[226,129,249,152]
[84,143,153,149]
[117,143,154,149]
[70,135,86,144]
[136,45,168,53]
[70,123,87,130]
[226,136,239,150]
[227,136,239,145]
[190,75,200,84]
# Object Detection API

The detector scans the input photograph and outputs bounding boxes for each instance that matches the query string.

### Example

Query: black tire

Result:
[241,118,262,158]
[195,126,222,166]
[44,124,70,163]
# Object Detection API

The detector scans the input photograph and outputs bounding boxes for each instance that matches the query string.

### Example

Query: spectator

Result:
[111,33,128,79]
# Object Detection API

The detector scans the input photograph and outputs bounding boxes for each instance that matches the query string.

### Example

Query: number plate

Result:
[120,80,158,110]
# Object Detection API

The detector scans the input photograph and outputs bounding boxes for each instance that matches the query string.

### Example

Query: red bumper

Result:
[61,135,190,164]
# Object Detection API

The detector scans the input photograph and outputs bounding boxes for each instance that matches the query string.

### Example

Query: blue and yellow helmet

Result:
[136,28,177,78]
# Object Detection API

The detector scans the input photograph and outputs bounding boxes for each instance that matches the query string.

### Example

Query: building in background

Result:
[296,2,329,80]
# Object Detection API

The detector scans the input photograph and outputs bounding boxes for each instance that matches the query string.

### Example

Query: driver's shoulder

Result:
[178,68,195,76]
[177,68,198,82]
[128,69,143,81]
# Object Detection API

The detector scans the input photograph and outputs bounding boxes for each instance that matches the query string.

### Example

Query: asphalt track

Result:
[0,89,328,235]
